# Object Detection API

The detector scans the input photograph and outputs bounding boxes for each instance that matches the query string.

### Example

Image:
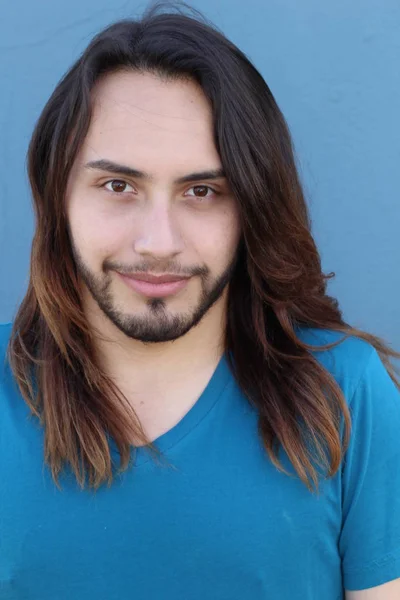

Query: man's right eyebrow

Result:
[84,159,153,180]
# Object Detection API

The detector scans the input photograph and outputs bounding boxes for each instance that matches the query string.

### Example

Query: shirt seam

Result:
[343,545,400,574]
[346,344,376,410]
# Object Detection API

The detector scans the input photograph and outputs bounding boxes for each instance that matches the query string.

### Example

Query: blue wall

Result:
[1,0,399,348]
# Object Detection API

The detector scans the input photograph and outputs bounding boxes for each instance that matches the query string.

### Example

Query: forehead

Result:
[78,70,221,175]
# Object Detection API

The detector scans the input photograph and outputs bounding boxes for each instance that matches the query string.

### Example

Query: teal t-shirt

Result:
[1,322,400,599]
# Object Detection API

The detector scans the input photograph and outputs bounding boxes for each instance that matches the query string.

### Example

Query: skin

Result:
[65,69,400,597]
[65,69,242,437]
[346,579,400,599]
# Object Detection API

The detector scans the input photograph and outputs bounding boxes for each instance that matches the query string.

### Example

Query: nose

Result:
[133,203,184,260]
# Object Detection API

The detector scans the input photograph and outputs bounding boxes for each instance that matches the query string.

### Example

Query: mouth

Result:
[117,272,191,298]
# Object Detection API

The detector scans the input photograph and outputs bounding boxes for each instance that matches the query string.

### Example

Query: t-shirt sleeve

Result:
[339,346,400,591]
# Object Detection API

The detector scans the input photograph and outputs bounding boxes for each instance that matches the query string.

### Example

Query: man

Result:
[1,4,399,599]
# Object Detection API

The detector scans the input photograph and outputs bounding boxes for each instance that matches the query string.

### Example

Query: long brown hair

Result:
[7,3,400,491]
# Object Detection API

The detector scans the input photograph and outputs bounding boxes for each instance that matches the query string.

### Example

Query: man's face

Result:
[66,70,241,343]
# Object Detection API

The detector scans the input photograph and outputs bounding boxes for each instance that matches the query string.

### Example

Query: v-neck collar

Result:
[109,352,233,468]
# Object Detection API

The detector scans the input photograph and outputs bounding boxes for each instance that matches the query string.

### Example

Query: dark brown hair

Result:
[7,2,400,491]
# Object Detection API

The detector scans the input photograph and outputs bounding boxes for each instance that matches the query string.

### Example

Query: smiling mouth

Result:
[117,272,191,298]
[122,273,190,284]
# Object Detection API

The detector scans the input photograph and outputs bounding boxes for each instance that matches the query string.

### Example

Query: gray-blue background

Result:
[1,0,399,348]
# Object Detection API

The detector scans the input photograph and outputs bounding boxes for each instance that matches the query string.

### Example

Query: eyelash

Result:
[100,179,219,200]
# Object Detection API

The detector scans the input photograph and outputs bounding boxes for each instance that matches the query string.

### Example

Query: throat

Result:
[114,357,223,445]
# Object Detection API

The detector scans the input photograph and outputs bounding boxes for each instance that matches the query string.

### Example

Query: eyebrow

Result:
[84,159,226,185]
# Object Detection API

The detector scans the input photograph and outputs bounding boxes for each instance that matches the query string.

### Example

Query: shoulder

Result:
[297,327,400,470]
[295,326,389,405]
[0,323,16,393]
[296,325,376,371]
[0,322,13,361]
[0,322,13,334]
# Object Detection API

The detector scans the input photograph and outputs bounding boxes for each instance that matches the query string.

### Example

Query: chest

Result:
[1,438,344,599]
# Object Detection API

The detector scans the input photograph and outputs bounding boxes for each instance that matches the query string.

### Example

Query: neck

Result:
[84,293,228,387]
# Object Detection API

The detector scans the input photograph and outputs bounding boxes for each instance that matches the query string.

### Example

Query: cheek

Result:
[68,203,131,258]
[190,210,241,267]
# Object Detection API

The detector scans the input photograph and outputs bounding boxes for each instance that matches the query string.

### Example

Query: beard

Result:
[70,243,239,344]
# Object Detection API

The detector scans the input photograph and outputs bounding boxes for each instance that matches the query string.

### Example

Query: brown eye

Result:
[104,180,134,194]
[185,185,220,206]
[193,185,209,197]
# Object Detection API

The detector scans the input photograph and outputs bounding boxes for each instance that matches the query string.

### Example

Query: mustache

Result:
[103,260,209,278]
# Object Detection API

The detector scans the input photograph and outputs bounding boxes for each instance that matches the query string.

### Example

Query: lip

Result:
[126,273,188,284]
[118,272,190,298]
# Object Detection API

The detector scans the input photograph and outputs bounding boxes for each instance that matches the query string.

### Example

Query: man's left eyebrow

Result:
[84,159,226,184]
[174,169,226,184]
